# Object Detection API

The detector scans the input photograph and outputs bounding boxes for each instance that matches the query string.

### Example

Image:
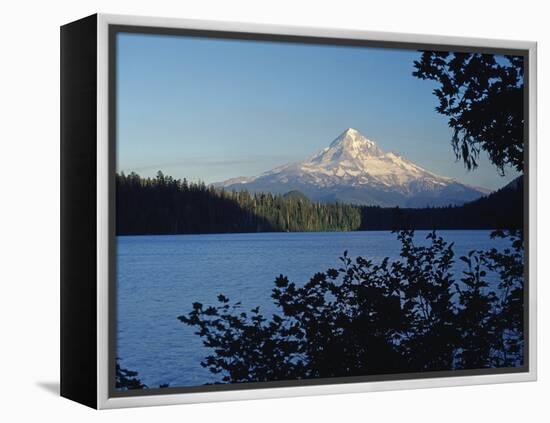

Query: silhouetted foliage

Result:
[179,231,524,382]
[455,230,524,368]
[115,358,170,390]
[115,359,147,390]
[413,52,524,174]
[116,172,522,235]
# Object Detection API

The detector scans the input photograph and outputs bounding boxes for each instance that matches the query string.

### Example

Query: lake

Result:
[116,230,511,388]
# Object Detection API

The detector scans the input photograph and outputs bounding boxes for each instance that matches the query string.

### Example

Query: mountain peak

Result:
[333,127,361,143]
[216,128,489,207]
[329,128,381,156]
[343,127,359,135]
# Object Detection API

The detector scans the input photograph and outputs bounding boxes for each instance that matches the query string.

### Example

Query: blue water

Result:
[116,230,511,388]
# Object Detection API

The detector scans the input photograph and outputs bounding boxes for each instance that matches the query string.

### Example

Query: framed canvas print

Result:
[60,13,537,409]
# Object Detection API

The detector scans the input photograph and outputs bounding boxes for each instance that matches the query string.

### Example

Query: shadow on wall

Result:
[36,381,60,396]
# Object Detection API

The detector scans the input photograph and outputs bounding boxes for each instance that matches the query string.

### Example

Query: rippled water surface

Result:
[116,230,509,388]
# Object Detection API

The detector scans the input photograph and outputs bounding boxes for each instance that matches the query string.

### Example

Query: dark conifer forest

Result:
[115,171,523,235]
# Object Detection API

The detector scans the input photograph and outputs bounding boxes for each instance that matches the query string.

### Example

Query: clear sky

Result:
[116,32,520,190]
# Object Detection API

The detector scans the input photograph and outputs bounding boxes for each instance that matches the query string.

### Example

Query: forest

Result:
[115,171,523,235]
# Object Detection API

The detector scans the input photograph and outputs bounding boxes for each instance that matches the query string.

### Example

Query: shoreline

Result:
[115,227,515,237]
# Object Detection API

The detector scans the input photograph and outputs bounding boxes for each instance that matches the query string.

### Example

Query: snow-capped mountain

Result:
[215,128,490,207]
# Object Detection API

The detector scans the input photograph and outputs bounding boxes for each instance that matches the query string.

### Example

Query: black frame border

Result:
[60,14,99,409]
[107,24,531,399]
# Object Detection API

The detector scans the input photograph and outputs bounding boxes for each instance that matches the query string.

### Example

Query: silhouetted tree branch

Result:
[115,359,147,390]
[413,52,524,174]
[179,230,524,383]
[115,358,170,390]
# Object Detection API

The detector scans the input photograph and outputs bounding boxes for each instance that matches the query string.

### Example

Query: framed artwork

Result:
[60,14,537,409]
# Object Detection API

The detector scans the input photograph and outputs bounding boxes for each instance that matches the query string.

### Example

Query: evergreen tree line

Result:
[360,180,523,230]
[116,171,361,234]
[116,171,522,235]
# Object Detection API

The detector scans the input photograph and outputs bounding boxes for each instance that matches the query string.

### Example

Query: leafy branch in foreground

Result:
[115,359,147,390]
[179,230,524,383]
[413,52,524,174]
[115,359,170,390]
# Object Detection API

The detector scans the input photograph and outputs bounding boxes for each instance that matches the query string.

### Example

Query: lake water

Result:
[116,230,511,388]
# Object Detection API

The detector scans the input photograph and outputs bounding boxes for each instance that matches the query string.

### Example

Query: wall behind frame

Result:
[0,1,542,421]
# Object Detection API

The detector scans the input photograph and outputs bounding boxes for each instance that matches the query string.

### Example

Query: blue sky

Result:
[116,32,520,190]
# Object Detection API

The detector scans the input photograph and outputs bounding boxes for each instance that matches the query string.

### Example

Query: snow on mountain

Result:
[215,128,490,207]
